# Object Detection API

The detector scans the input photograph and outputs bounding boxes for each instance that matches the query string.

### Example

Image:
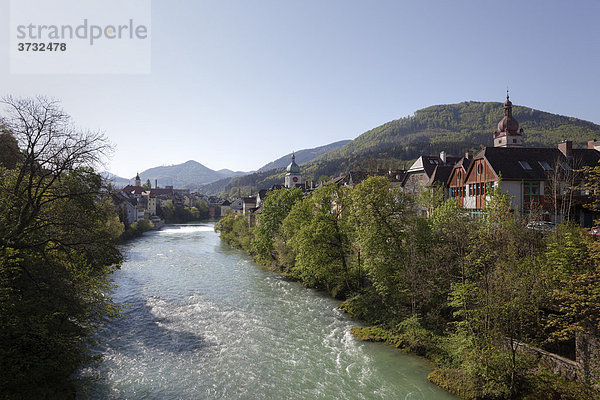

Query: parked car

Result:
[526,221,555,232]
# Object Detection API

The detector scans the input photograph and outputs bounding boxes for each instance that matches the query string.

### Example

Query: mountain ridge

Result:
[198,101,600,196]
[257,140,351,172]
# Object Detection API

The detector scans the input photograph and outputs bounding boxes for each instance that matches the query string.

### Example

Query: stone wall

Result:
[511,340,580,381]
[512,333,600,388]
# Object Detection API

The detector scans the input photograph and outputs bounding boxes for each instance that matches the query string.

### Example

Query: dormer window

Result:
[519,161,533,170]
[560,162,573,171]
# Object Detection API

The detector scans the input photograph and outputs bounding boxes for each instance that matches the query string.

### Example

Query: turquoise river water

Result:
[77,224,456,400]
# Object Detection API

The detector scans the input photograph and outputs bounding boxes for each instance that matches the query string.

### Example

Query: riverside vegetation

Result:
[215,178,600,399]
[0,97,126,398]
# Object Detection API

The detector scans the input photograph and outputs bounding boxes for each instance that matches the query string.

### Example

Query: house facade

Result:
[402,152,461,195]
[447,95,600,225]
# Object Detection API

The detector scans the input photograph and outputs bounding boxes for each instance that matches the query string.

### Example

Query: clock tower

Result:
[284,153,302,188]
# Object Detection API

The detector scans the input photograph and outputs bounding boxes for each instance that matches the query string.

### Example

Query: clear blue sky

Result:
[1,0,599,178]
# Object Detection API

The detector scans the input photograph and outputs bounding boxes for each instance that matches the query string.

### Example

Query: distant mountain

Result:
[136,160,246,188]
[194,140,352,194]
[198,101,600,196]
[257,140,351,172]
[101,172,130,188]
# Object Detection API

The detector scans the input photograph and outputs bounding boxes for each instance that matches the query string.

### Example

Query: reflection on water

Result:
[78,224,456,400]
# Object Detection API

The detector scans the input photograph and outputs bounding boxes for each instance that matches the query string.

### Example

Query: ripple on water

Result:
[77,224,456,400]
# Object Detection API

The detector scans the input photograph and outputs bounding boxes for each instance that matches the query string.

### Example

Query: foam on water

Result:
[78,223,456,399]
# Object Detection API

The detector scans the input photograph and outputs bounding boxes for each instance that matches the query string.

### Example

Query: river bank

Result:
[78,224,455,399]
[214,179,600,400]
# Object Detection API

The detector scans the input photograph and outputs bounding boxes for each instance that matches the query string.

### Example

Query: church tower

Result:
[493,93,523,148]
[284,153,302,188]
[135,172,142,187]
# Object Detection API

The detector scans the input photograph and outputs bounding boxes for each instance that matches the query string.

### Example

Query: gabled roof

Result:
[149,188,175,196]
[454,156,472,171]
[428,165,454,186]
[467,146,600,181]
[446,156,473,185]
[408,155,462,178]
[121,185,148,195]
[573,148,600,167]
[230,199,243,210]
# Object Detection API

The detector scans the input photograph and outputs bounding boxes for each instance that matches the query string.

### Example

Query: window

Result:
[477,164,483,175]
[519,161,533,170]
[428,159,439,165]
[523,181,541,207]
[538,161,552,171]
[513,139,517,143]
[560,162,573,171]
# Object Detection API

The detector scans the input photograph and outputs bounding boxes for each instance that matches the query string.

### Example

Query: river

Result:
[77,224,456,399]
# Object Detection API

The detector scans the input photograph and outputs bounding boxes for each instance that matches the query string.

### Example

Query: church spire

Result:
[494,91,523,148]
[285,152,301,188]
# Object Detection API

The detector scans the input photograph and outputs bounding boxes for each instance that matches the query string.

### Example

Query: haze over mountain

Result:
[103,161,246,188]
[198,101,600,196]
[257,140,351,172]
[106,141,351,189]
[133,160,246,188]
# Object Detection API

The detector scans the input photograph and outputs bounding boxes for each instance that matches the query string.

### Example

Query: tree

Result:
[417,183,445,217]
[0,130,21,169]
[448,183,544,398]
[545,155,581,223]
[543,224,600,345]
[252,187,303,265]
[580,161,600,226]
[0,96,121,397]
[288,183,356,298]
[349,176,415,321]
[0,96,112,248]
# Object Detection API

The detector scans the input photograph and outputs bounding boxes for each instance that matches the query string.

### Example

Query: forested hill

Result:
[257,140,350,172]
[319,101,600,162]
[200,101,600,196]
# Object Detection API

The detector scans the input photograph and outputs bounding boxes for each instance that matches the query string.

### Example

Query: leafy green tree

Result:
[252,187,303,265]
[214,214,252,252]
[275,196,312,274]
[288,183,355,298]
[543,224,600,344]
[349,176,416,321]
[417,184,445,217]
[448,183,544,398]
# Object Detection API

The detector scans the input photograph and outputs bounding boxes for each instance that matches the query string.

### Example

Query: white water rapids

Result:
[77,224,456,399]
